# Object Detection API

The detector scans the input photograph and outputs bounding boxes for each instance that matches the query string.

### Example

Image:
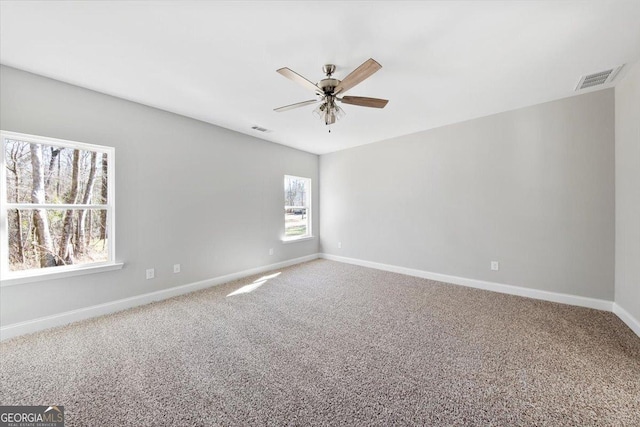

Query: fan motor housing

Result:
[318,78,340,94]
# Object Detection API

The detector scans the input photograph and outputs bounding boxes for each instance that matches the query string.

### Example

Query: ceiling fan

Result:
[274,58,389,125]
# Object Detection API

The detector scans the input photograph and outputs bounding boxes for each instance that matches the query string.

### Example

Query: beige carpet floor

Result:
[1,259,639,426]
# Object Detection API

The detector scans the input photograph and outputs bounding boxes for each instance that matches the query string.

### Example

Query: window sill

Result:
[281,236,315,244]
[0,262,124,287]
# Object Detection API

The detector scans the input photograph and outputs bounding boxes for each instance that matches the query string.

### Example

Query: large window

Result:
[1,131,116,282]
[284,175,311,241]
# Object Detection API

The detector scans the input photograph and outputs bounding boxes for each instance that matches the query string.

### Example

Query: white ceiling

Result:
[1,1,639,155]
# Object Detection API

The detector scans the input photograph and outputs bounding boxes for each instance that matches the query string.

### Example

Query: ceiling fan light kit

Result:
[275,58,389,127]
[312,97,346,125]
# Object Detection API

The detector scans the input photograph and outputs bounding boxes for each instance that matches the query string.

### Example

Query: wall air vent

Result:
[575,65,623,91]
[251,125,269,132]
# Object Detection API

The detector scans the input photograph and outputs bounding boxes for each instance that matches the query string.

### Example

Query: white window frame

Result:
[0,130,122,286]
[283,174,313,242]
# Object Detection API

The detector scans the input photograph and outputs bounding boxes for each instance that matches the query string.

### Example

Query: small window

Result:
[284,175,311,240]
[0,131,116,281]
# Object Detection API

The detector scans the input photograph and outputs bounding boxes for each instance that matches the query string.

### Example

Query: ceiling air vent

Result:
[575,65,623,91]
[251,125,269,132]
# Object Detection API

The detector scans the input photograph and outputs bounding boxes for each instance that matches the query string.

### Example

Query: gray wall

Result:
[615,62,640,322]
[0,65,319,325]
[320,90,615,300]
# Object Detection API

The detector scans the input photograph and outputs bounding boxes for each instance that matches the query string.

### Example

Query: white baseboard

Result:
[613,303,640,337]
[0,253,319,341]
[320,254,614,312]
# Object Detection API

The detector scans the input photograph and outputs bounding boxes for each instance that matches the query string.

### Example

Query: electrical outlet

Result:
[491,261,499,271]
[269,248,274,256]
[146,268,155,279]
[338,242,342,249]
[173,264,181,273]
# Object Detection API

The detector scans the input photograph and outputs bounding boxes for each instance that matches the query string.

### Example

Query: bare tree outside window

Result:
[1,132,114,275]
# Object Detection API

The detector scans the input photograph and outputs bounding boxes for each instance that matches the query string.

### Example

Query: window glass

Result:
[284,175,311,240]
[1,131,114,276]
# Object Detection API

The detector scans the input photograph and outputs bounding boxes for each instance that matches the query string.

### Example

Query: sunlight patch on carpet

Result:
[227,272,281,297]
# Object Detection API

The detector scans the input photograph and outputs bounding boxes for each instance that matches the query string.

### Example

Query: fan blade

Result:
[274,99,319,112]
[277,67,322,94]
[333,58,382,95]
[340,96,389,109]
